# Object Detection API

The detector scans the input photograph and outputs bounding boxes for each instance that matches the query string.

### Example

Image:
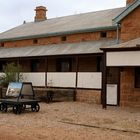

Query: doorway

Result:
[106,68,120,105]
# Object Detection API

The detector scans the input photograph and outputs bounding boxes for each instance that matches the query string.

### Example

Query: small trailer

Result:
[0,82,40,114]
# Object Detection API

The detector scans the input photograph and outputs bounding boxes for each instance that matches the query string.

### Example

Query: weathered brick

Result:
[3,30,116,48]
[120,68,140,108]
[121,7,140,42]
[76,89,101,104]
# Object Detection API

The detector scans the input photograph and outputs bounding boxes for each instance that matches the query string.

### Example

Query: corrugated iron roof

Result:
[0,7,125,41]
[113,0,140,24]
[101,37,140,50]
[0,39,116,59]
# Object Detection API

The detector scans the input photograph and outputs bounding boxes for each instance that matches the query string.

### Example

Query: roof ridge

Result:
[0,7,125,32]
[0,7,124,41]
[40,7,125,22]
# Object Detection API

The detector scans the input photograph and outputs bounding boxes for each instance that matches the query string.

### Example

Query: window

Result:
[61,36,67,42]
[31,59,39,72]
[135,67,140,88]
[100,32,107,38]
[33,39,38,44]
[0,42,4,47]
[56,58,72,72]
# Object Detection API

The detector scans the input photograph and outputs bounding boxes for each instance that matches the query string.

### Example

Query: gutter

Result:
[116,23,121,44]
[0,26,117,42]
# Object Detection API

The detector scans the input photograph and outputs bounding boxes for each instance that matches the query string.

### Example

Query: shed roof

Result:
[0,7,125,41]
[0,39,116,59]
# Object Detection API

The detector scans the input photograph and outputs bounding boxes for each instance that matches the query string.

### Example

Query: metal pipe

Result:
[116,23,120,44]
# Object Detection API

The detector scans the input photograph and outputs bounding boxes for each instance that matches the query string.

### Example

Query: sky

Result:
[0,0,126,33]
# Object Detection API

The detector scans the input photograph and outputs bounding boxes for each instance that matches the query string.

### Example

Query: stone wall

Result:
[120,68,140,107]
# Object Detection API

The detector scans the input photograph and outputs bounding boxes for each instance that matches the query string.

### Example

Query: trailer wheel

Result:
[22,104,26,111]
[13,105,22,114]
[31,104,40,112]
[0,103,7,112]
[13,105,17,114]
[35,104,40,112]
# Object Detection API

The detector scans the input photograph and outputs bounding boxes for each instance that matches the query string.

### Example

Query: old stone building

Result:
[0,0,139,108]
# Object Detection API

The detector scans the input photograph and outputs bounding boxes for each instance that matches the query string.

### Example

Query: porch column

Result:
[17,58,20,82]
[74,56,79,101]
[45,57,48,88]
[102,52,107,109]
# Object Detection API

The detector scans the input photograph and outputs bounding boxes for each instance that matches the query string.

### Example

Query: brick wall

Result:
[34,6,47,22]
[76,89,101,104]
[3,30,116,48]
[120,68,140,107]
[121,7,140,42]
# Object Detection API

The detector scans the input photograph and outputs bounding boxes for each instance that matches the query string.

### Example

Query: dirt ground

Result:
[0,102,140,140]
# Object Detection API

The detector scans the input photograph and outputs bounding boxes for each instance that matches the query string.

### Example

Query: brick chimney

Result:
[35,6,47,22]
[126,0,136,6]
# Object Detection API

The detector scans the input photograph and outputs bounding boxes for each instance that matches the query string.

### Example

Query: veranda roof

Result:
[0,39,116,59]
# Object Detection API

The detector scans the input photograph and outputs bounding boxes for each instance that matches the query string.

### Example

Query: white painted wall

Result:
[1,72,102,89]
[21,73,46,86]
[107,51,140,66]
[107,84,117,105]
[47,72,76,88]
[77,72,102,89]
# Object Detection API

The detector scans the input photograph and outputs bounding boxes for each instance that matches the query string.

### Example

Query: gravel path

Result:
[0,102,140,140]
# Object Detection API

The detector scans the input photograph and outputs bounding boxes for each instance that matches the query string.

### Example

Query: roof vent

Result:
[34,6,47,22]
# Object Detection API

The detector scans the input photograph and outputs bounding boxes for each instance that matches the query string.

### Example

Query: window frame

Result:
[100,31,107,38]
[61,36,67,42]
[0,42,4,47]
[33,39,38,44]
[56,58,72,72]
[30,59,40,72]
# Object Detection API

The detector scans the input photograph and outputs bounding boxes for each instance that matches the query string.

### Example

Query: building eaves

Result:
[0,39,116,59]
[0,26,116,42]
[113,0,140,24]
[100,37,140,51]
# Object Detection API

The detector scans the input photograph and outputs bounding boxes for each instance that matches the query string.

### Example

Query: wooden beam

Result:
[102,52,107,109]
[74,56,79,101]
[45,57,48,88]
[17,58,20,82]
